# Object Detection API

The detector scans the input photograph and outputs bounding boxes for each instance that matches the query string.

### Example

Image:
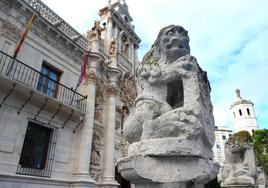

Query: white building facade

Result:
[230,89,259,135]
[0,0,140,187]
[212,126,233,166]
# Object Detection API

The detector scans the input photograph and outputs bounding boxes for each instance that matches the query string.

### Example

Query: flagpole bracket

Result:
[48,104,62,125]
[17,90,34,114]
[0,83,16,108]
[34,98,49,120]
[62,109,74,128]
[73,115,85,133]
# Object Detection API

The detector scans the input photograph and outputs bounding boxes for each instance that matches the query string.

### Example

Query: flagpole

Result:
[69,49,91,106]
[7,11,38,76]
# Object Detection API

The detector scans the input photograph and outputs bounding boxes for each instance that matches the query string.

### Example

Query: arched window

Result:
[239,109,242,116]
[247,108,251,116]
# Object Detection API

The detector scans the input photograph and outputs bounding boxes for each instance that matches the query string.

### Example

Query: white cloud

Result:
[41,0,268,129]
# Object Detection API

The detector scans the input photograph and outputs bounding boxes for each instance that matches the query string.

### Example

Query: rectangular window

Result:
[37,63,61,97]
[222,135,226,140]
[216,144,221,149]
[17,119,58,177]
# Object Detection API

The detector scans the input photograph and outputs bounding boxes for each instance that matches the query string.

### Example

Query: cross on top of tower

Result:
[235,88,241,98]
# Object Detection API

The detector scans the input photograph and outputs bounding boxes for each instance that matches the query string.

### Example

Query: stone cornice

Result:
[17,0,88,50]
[0,4,85,64]
[229,99,254,109]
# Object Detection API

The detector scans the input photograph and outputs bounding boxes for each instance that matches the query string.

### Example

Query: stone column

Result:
[99,68,122,188]
[106,17,114,51]
[133,45,139,74]
[72,53,104,188]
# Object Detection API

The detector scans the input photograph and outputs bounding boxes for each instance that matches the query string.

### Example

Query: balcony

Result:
[0,51,87,114]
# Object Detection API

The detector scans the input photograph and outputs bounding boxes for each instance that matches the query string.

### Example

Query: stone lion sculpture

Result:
[219,131,257,186]
[123,25,215,152]
[118,25,218,186]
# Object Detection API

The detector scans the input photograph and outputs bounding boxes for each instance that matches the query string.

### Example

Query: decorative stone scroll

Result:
[117,25,219,187]
[109,37,117,55]
[119,72,137,108]
[89,122,104,181]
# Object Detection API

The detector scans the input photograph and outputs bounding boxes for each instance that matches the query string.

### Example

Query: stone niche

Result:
[117,25,219,188]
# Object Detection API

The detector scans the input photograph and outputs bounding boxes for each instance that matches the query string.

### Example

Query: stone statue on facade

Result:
[121,36,129,57]
[109,37,117,55]
[87,20,102,40]
[219,131,257,187]
[117,25,219,188]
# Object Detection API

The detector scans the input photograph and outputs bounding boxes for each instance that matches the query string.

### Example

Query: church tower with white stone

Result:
[230,89,259,134]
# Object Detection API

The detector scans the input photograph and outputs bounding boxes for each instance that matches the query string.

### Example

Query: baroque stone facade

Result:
[0,0,139,187]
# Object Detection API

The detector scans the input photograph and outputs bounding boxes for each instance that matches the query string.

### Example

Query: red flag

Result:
[13,12,37,59]
[78,49,91,86]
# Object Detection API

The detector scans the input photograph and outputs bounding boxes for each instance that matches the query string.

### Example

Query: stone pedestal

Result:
[221,186,255,188]
[118,139,218,188]
[91,38,101,53]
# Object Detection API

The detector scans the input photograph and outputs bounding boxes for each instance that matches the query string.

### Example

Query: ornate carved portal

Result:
[89,122,104,182]
[94,78,105,123]
[90,78,105,182]
[119,72,137,108]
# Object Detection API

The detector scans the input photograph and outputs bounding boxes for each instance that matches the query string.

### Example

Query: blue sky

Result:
[41,0,268,130]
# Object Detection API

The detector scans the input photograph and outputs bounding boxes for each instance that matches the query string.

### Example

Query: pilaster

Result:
[72,52,104,188]
[99,67,122,188]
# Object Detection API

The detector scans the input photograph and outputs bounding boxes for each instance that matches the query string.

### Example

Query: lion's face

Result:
[160,26,190,62]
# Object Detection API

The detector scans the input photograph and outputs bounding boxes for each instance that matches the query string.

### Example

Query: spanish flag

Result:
[77,49,91,86]
[13,12,37,59]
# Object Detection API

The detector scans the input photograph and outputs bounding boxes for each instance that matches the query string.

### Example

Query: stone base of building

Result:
[221,185,256,188]
[97,177,119,188]
[0,173,95,188]
[97,182,119,188]
[134,182,205,188]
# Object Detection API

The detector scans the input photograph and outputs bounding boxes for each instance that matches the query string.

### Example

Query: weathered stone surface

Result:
[124,26,215,151]
[118,155,218,184]
[128,137,213,158]
[219,131,257,187]
[118,25,219,187]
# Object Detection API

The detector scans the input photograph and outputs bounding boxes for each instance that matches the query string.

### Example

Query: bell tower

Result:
[97,0,141,72]
[230,89,259,134]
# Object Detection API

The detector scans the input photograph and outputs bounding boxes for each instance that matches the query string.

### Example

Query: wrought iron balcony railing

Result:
[0,51,87,112]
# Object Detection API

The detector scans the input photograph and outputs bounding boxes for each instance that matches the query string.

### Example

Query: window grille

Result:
[16,119,58,177]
